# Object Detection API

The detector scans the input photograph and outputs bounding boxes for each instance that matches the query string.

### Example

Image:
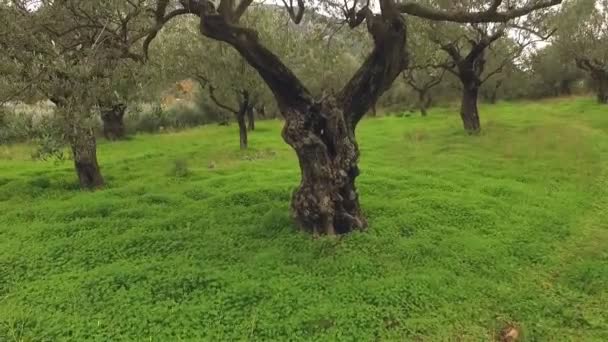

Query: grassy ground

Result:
[1,97,607,341]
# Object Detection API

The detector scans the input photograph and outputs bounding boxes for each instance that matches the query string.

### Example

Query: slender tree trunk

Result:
[595,74,608,104]
[258,105,267,119]
[247,105,255,131]
[52,98,104,190]
[236,93,249,149]
[70,128,104,189]
[560,80,572,96]
[100,103,127,140]
[237,109,248,149]
[489,90,498,104]
[370,103,377,117]
[282,98,366,235]
[460,83,481,134]
[418,91,428,116]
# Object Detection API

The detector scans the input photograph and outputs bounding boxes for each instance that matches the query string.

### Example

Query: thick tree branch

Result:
[399,0,562,23]
[234,0,254,22]
[338,9,408,127]
[466,27,505,62]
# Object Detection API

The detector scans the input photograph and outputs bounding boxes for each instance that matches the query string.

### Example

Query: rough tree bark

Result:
[69,128,105,189]
[100,103,127,140]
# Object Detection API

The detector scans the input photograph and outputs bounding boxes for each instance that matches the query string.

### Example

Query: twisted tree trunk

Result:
[282,98,366,235]
[100,103,127,140]
[461,83,481,134]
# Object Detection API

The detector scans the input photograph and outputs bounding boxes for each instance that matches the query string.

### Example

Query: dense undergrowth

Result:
[0,97,607,340]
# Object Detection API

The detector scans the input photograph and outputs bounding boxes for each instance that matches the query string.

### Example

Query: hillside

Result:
[1,98,607,340]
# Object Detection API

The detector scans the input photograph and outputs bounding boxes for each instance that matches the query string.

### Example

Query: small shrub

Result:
[169,158,190,178]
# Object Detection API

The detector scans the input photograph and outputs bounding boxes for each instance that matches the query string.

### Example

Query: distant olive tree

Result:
[557,0,608,104]
[426,5,555,134]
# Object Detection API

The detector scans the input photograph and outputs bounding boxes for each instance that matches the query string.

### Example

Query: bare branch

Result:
[207,84,239,114]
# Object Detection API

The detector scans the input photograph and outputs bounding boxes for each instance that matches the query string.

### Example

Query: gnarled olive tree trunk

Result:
[281,98,367,235]
[100,103,127,140]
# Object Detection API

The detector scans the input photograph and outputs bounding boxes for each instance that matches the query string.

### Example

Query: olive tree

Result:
[558,0,608,103]
[427,11,555,133]
[145,0,561,235]
[0,1,151,188]
[403,18,449,116]
[526,40,584,98]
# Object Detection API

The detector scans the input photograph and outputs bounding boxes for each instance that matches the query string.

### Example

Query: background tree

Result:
[428,12,554,134]
[144,0,562,235]
[402,67,446,116]
[402,16,449,116]
[526,40,584,98]
[557,0,608,104]
[0,1,151,188]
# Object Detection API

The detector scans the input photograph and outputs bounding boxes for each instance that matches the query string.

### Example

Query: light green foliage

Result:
[527,41,585,97]
[0,1,150,151]
[557,0,608,63]
[147,7,364,117]
[1,98,607,340]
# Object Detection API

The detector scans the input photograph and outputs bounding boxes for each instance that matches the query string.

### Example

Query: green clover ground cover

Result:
[1,97,607,340]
